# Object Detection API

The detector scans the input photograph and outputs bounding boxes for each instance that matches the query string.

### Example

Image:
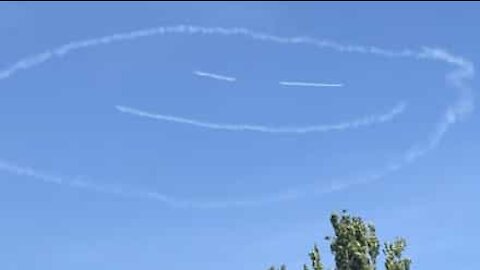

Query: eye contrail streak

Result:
[193,70,237,82]
[115,102,406,134]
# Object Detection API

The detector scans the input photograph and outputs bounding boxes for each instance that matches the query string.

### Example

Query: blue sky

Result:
[0,2,479,270]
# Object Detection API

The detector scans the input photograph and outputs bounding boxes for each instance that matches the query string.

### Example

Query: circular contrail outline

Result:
[0,25,474,208]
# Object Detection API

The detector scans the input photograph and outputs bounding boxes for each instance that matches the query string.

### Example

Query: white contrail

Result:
[279,81,344,88]
[0,158,297,208]
[0,159,187,207]
[0,25,474,207]
[115,102,406,134]
[0,24,432,82]
[193,70,236,82]
[295,48,475,200]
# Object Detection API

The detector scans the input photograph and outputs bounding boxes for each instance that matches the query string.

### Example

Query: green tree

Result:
[329,210,380,270]
[304,244,323,270]
[383,238,411,270]
[269,211,411,270]
[268,265,287,270]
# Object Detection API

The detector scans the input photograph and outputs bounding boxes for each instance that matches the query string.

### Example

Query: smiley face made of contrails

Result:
[0,25,473,208]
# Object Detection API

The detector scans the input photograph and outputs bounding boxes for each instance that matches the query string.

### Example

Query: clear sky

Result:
[0,2,479,270]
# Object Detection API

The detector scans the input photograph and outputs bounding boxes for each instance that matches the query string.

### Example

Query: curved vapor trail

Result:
[0,159,182,206]
[0,158,300,208]
[279,81,344,88]
[0,24,432,81]
[115,102,406,134]
[193,70,237,82]
[0,25,474,208]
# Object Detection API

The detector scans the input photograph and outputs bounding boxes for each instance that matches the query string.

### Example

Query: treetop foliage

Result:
[269,211,411,270]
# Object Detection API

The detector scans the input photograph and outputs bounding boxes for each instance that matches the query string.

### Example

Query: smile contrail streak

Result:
[115,102,406,134]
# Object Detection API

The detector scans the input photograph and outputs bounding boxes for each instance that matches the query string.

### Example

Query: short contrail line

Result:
[193,70,236,82]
